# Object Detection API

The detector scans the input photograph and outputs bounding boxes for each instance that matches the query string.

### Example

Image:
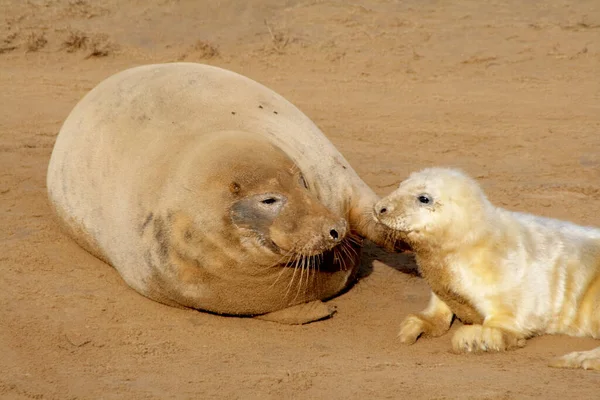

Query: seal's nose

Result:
[326,219,347,243]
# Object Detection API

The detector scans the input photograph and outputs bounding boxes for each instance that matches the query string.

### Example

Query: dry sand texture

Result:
[1,0,600,398]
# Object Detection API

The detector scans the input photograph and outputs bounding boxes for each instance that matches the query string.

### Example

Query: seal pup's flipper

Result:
[549,347,600,370]
[254,300,336,325]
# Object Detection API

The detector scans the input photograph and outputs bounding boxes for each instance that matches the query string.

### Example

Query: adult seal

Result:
[47,62,400,324]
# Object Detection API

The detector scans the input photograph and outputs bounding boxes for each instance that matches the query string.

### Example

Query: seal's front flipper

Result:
[549,347,600,370]
[255,301,337,325]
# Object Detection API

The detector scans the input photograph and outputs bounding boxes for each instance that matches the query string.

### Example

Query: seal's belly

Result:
[206,239,362,315]
[163,266,354,315]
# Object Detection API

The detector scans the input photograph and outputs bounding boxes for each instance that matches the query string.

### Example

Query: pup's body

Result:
[375,167,600,370]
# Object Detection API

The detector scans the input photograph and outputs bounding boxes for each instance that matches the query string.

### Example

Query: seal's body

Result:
[375,167,600,370]
[47,63,395,323]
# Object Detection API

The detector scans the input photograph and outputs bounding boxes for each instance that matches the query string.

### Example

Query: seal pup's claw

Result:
[398,312,452,344]
[255,300,337,325]
[451,325,526,353]
[398,314,427,344]
[549,347,600,370]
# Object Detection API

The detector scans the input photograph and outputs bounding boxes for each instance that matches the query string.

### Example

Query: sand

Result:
[1,0,600,398]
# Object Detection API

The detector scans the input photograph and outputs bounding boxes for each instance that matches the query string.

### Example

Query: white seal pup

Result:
[374,167,600,370]
[47,62,402,324]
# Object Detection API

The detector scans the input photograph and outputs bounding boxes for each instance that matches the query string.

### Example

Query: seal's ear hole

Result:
[229,182,241,195]
[262,197,278,205]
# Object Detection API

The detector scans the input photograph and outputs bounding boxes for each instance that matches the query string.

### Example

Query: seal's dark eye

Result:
[262,198,278,205]
[417,194,432,204]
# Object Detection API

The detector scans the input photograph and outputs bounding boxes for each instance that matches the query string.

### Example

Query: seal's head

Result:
[167,131,358,313]
[373,167,491,250]
[187,132,350,258]
[225,144,348,259]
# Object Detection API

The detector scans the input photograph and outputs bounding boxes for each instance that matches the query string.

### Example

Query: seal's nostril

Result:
[329,229,339,241]
[379,207,387,214]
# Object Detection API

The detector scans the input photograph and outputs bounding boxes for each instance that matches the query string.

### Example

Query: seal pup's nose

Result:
[376,203,393,217]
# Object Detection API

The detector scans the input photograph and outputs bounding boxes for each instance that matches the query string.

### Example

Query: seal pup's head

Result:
[374,167,493,251]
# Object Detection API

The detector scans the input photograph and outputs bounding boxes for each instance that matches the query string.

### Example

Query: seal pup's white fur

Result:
[375,167,600,370]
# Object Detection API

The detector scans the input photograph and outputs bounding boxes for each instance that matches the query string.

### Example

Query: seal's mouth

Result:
[375,209,417,234]
[266,239,332,257]
[254,228,349,258]
[274,233,362,272]
[263,233,362,303]
[270,235,348,258]
[260,236,282,254]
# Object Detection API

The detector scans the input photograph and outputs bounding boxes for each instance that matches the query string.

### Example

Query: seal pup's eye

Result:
[417,194,432,205]
[262,197,278,205]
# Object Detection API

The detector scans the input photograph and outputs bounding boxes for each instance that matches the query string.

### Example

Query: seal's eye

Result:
[262,198,278,205]
[417,194,432,205]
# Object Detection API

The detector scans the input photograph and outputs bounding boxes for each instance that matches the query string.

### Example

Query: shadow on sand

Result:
[356,240,420,281]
